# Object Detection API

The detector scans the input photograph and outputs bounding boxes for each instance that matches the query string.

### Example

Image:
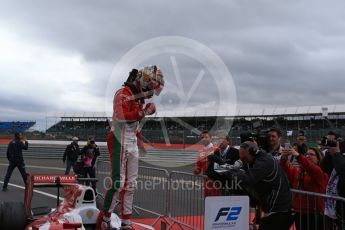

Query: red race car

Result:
[0,174,154,230]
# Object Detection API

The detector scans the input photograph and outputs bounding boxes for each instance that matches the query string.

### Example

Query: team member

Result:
[194,130,215,176]
[97,66,164,230]
[194,130,221,197]
[2,133,29,191]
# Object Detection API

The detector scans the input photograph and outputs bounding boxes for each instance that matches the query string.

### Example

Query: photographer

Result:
[80,136,100,192]
[320,130,340,156]
[229,141,293,230]
[267,127,283,159]
[320,134,345,228]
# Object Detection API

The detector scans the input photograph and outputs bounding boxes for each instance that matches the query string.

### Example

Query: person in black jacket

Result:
[230,141,293,230]
[321,140,345,228]
[206,131,240,194]
[63,136,80,175]
[2,132,28,192]
[214,132,239,165]
[80,136,100,192]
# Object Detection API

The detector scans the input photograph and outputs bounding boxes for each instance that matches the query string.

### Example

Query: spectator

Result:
[2,133,28,192]
[321,141,345,228]
[280,147,328,230]
[295,133,308,155]
[80,136,100,192]
[230,141,293,230]
[194,130,221,197]
[289,134,308,164]
[267,127,283,159]
[63,136,80,175]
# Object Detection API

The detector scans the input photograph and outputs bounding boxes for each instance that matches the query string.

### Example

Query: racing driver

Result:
[97,66,164,230]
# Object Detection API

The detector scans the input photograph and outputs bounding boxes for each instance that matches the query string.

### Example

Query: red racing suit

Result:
[194,143,221,197]
[101,85,144,221]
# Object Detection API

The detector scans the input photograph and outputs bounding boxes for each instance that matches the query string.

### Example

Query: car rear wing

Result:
[31,174,78,185]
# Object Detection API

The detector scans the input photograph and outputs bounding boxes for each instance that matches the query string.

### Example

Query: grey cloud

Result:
[0,97,53,113]
[1,0,345,121]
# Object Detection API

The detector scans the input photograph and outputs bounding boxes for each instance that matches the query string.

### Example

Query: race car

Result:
[0,174,154,230]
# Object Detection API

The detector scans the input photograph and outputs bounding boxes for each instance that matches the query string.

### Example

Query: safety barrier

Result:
[290,189,345,230]
[96,161,171,229]
[134,166,169,217]
[95,160,112,196]
[168,171,205,230]
[96,161,345,230]
[96,161,255,229]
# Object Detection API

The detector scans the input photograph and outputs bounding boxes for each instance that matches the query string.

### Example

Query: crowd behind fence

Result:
[96,161,345,230]
[290,189,345,230]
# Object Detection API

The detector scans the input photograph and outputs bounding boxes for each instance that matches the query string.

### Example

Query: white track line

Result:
[0,163,66,200]
[0,163,65,171]
[0,180,63,200]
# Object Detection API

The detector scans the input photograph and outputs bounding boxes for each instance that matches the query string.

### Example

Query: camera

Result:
[240,130,270,152]
[90,140,95,145]
[213,160,244,174]
[321,136,343,147]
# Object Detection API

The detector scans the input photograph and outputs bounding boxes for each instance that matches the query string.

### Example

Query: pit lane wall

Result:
[0,140,200,164]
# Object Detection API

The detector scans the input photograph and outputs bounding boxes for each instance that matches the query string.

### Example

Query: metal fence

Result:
[96,162,254,230]
[291,189,345,230]
[168,171,205,230]
[95,161,345,230]
[134,166,169,217]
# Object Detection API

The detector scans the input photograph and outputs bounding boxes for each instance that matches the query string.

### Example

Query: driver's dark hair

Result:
[125,69,139,83]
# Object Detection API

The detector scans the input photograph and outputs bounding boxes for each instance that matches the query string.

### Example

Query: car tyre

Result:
[0,201,27,230]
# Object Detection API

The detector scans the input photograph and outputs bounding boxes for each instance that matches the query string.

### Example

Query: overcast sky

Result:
[1,0,345,125]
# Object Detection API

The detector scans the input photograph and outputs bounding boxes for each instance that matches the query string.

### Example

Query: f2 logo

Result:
[215,207,242,222]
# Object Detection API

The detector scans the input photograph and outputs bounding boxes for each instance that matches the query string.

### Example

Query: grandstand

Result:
[46,112,110,141]
[45,105,345,145]
[0,121,36,134]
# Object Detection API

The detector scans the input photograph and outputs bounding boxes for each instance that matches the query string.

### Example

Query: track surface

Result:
[0,158,198,219]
